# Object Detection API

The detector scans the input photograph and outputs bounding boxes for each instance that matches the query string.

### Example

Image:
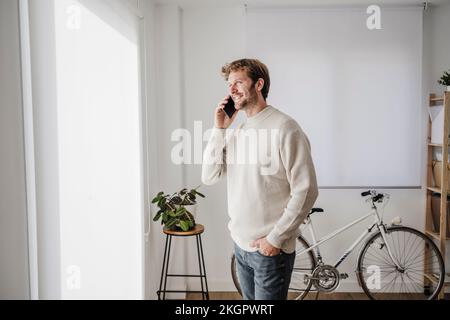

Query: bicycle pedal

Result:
[340,273,349,279]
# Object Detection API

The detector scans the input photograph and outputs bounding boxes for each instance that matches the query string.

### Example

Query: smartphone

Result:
[223,96,237,118]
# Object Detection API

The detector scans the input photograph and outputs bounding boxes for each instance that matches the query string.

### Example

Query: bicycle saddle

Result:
[308,208,324,217]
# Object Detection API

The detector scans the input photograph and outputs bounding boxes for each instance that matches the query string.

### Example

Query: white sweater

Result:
[202,106,318,253]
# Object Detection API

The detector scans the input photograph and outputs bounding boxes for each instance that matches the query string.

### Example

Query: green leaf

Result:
[179,220,190,232]
[165,219,178,228]
[171,196,182,205]
[158,198,167,209]
[194,191,205,198]
[176,207,186,216]
[153,211,162,222]
[168,210,177,217]
[152,192,164,203]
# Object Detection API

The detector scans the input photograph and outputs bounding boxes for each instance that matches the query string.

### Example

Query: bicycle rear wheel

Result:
[230,254,242,297]
[230,235,316,300]
[357,226,445,300]
[289,235,316,300]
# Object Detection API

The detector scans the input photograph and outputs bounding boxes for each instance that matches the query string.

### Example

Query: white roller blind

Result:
[54,0,144,299]
[246,7,423,187]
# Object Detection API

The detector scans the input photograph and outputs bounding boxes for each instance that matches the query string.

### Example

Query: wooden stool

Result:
[157,224,209,300]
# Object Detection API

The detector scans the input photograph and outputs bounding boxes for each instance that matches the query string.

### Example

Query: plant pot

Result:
[185,204,198,221]
[162,205,198,232]
[447,86,450,92]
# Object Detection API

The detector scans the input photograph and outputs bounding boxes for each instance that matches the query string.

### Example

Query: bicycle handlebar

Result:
[361,191,372,197]
[373,194,384,202]
[361,190,386,203]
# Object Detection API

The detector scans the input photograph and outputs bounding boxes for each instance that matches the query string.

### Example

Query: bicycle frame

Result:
[297,203,402,270]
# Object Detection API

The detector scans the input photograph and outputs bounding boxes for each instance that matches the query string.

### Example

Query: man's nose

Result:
[230,85,237,94]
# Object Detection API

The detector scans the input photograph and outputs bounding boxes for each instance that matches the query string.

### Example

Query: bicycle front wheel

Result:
[357,226,445,300]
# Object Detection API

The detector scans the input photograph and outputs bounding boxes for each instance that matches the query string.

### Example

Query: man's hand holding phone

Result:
[215,96,238,129]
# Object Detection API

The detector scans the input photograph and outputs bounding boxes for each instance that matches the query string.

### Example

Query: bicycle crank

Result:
[310,265,341,293]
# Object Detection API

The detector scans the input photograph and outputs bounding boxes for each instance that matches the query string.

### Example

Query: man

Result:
[202,59,318,300]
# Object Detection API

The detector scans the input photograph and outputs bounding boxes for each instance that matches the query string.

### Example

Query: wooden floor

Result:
[187,292,370,300]
[187,291,449,300]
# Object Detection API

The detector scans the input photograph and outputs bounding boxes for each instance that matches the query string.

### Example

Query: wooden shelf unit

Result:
[428,143,450,147]
[427,186,443,194]
[425,230,450,241]
[426,92,450,299]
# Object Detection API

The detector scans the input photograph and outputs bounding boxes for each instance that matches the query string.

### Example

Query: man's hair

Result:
[221,59,271,101]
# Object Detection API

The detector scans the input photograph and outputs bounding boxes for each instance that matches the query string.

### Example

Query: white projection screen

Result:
[246,7,423,187]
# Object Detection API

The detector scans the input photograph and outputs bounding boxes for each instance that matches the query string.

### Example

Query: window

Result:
[54,0,143,299]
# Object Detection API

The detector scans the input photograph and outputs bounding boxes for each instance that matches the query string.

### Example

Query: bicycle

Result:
[231,190,445,300]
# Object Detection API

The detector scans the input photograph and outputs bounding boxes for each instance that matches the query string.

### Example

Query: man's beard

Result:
[239,87,258,110]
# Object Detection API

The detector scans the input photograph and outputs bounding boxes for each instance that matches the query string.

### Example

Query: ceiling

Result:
[153,0,450,7]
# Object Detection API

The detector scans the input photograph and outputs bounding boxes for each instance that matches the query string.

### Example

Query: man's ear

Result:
[255,78,264,93]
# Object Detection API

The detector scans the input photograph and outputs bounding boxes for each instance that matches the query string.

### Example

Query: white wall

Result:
[147,2,450,294]
[0,0,30,300]
[144,2,191,299]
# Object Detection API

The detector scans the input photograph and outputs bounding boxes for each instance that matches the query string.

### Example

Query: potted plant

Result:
[152,186,206,232]
[438,69,450,92]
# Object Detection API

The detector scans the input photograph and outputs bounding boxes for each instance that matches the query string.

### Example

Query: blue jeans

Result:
[234,243,296,300]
